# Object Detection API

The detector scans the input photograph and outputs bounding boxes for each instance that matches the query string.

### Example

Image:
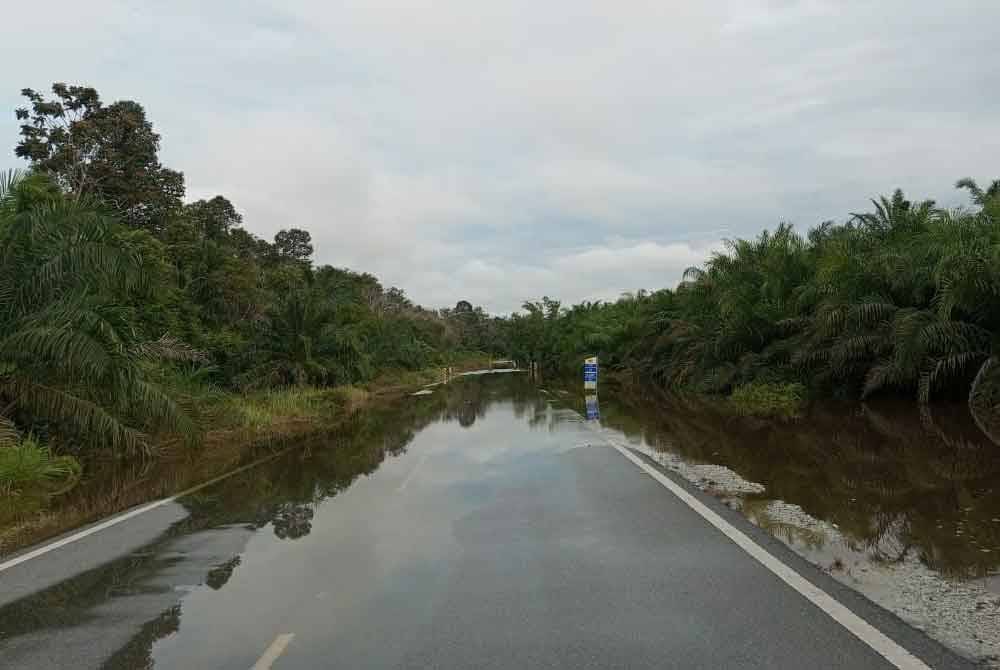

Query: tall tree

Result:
[15,84,184,233]
[273,228,313,261]
[184,196,242,240]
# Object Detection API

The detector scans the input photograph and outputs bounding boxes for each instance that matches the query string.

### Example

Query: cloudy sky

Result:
[2,1,997,313]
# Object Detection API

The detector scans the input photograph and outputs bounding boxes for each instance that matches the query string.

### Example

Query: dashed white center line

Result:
[251,633,295,670]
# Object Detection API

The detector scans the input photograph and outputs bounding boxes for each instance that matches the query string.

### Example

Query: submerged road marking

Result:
[0,449,289,573]
[604,439,931,670]
[397,450,431,492]
[251,633,295,670]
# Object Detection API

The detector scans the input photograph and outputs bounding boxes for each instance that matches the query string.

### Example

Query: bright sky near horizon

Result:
[2,1,998,313]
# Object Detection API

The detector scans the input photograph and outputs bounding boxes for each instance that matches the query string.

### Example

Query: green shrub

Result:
[224,386,347,430]
[0,436,81,496]
[729,382,807,419]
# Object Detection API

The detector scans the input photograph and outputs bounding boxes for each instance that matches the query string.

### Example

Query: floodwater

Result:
[2,371,999,667]
[0,372,585,669]
[577,387,1000,581]
[569,385,1000,663]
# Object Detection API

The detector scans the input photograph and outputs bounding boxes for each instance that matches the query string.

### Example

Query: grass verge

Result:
[729,382,807,419]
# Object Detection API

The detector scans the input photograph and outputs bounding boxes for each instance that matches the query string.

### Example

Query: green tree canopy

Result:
[15,84,184,233]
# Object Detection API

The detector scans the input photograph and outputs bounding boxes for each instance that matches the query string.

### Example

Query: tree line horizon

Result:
[2,82,999,511]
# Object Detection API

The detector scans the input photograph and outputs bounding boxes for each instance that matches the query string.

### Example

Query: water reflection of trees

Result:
[205,556,241,590]
[102,604,181,670]
[172,374,538,545]
[436,372,539,429]
[0,373,537,664]
[596,388,1000,579]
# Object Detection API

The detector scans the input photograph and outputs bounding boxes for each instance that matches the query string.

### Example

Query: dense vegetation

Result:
[1,84,495,513]
[3,81,998,529]
[503,180,1000,423]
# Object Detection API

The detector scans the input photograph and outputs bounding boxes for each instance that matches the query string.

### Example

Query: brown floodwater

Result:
[3,372,1000,667]
[9,374,999,582]
[566,384,1000,581]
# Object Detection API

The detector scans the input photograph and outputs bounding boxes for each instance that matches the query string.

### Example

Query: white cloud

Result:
[408,239,721,314]
[1,0,998,312]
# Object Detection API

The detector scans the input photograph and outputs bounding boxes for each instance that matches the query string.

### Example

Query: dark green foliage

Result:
[16,85,184,233]
[273,228,313,261]
[0,171,194,455]
[500,180,1000,418]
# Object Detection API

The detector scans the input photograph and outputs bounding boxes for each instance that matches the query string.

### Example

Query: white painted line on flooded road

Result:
[397,451,431,492]
[606,440,931,670]
[0,449,288,573]
[251,633,295,670]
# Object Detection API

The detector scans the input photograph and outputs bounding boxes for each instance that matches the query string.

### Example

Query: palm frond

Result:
[2,371,147,455]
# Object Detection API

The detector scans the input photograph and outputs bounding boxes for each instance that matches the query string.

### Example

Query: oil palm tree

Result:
[955,177,1000,208]
[849,189,938,236]
[242,287,344,387]
[0,170,192,455]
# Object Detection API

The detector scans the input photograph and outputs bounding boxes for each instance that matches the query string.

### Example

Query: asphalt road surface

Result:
[0,373,975,669]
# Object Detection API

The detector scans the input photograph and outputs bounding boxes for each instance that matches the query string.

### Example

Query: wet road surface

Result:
[0,373,975,668]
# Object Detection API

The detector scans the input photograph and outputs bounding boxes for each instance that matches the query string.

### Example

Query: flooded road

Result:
[581,390,1000,581]
[0,373,981,669]
[567,386,1000,664]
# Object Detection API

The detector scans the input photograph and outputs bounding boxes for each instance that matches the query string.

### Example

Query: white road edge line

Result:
[0,449,288,573]
[251,633,295,670]
[606,440,931,670]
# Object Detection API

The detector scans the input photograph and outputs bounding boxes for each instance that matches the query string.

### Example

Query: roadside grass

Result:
[364,368,447,393]
[216,386,374,443]
[361,352,492,394]
[0,437,82,528]
[729,382,807,419]
[225,387,335,429]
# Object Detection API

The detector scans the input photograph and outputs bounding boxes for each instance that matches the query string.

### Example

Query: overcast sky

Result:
[2,1,998,313]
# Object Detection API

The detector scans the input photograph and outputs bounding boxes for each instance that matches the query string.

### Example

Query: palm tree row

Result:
[504,178,1000,415]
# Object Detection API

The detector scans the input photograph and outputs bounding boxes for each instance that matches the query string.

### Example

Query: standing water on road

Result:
[1,371,998,668]
[570,385,1000,665]
[0,372,580,669]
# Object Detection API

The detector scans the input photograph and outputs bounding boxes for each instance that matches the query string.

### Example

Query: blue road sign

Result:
[583,356,599,389]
